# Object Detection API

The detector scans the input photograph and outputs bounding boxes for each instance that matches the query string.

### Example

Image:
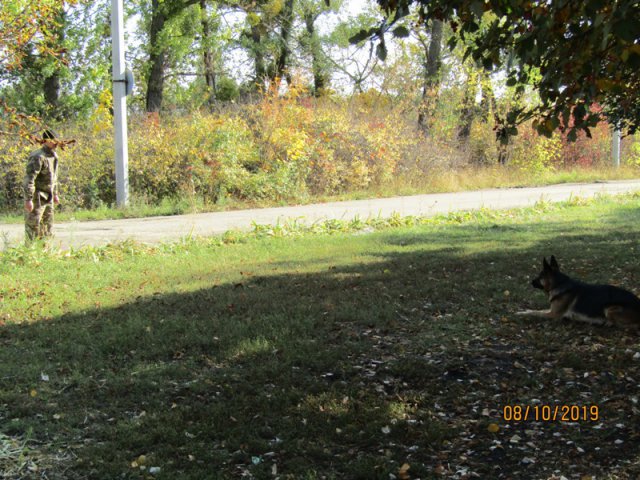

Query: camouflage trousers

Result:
[25,197,54,243]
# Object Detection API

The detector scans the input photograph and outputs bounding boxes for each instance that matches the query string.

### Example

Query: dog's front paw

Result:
[515,310,535,316]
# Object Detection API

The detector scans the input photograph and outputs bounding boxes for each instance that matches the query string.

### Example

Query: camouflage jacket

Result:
[24,146,58,202]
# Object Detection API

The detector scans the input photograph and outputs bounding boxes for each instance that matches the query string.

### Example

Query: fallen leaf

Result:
[399,463,411,480]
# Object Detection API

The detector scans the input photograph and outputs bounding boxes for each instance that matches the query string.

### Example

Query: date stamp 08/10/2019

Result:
[502,404,600,422]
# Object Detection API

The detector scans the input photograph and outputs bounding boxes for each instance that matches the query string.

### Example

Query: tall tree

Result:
[145,0,200,113]
[238,1,279,90]
[238,0,301,91]
[374,0,640,139]
[457,65,497,141]
[298,0,339,95]
[457,63,479,142]
[130,0,232,110]
[0,0,108,123]
[272,0,296,87]
[42,7,68,117]
[330,6,382,93]
[0,0,73,72]
[416,19,443,134]
[146,0,169,112]
[200,0,217,108]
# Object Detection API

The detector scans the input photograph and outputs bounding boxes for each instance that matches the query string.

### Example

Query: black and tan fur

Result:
[516,256,640,330]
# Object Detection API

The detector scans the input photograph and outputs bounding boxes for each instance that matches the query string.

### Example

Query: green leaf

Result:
[466,20,480,33]
[573,103,586,120]
[376,42,388,61]
[349,29,374,45]
[392,26,410,38]
[446,36,458,52]
[470,0,484,18]
[613,18,639,42]
[584,126,592,139]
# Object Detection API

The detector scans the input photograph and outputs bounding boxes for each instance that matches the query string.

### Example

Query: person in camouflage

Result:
[24,130,60,243]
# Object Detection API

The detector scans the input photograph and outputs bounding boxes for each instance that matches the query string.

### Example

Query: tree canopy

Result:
[0,0,69,71]
[0,0,80,138]
[374,0,640,140]
[3,0,639,147]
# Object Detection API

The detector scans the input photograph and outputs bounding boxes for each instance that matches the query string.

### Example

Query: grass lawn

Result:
[1,195,640,479]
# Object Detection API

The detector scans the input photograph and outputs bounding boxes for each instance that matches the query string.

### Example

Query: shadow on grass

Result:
[2,219,640,479]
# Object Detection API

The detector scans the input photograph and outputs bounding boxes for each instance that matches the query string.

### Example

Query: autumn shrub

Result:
[559,121,611,167]
[507,119,614,175]
[509,127,561,174]
[244,86,413,196]
[465,119,500,165]
[0,87,630,214]
[626,134,640,166]
[0,139,31,208]
[130,114,242,203]
[304,104,376,193]
[61,101,115,208]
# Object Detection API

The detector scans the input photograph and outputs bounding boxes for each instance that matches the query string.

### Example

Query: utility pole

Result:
[112,0,129,206]
[612,129,621,168]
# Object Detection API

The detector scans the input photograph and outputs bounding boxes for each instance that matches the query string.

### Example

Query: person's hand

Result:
[53,194,60,204]
[24,200,34,212]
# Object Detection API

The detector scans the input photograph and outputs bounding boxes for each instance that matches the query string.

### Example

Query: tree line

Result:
[1,0,639,144]
[2,1,390,116]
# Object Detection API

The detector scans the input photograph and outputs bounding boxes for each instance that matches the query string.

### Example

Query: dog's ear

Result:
[549,255,559,271]
[543,257,550,270]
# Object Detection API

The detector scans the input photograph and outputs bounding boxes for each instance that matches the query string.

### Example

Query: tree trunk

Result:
[44,73,61,111]
[480,71,497,121]
[146,0,167,113]
[251,24,266,88]
[200,0,216,109]
[273,0,296,87]
[417,19,444,134]
[43,8,66,118]
[458,66,478,142]
[495,89,524,166]
[304,12,327,96]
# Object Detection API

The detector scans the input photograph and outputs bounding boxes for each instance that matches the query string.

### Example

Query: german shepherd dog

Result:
[516,256,640,330]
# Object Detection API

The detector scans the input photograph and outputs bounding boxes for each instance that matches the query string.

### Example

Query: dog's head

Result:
[531,255,561,292]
